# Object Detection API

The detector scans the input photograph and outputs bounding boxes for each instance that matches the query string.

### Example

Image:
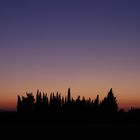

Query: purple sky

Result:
[0,0,140,110]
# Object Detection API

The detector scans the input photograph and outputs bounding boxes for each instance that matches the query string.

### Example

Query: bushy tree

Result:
[100,88,118,113]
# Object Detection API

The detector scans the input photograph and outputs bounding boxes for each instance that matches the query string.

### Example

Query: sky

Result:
[0,0,140,110]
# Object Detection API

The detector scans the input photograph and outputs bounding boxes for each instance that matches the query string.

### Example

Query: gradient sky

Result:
[0,0,140,110]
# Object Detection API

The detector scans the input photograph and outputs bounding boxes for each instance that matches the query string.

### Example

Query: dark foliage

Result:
[17,88,118,117]
[15,88,140,125]
[1,88,140,140]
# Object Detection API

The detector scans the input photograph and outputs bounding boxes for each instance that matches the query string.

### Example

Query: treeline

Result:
[17,88,118,114]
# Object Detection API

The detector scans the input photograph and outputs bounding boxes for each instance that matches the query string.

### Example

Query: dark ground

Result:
[1,122,140,139]
[0,112,140,139]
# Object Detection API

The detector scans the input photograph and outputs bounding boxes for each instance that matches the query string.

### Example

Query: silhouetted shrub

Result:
[17,88,119,117]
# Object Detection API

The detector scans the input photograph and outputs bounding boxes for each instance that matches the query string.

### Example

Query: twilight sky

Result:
[0,0,140,110]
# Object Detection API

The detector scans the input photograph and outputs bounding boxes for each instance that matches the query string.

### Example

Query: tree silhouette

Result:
[17,93,35,113]
[42,93,48,112]
[100,88,118,113]
[35,90,42,112]
[67,88,71,103]
[17,88,119,118]
[17,95,22,113]
[25,93,35,112]
[94,95,99,112]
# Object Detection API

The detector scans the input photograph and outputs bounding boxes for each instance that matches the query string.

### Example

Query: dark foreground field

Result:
[0,112,140,139]
[1,122,140,139]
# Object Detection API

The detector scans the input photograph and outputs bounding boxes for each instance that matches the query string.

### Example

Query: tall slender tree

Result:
[100,88,118,113]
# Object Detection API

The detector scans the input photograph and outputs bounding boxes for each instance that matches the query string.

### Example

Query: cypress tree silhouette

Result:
[35,90,42,112]
[42,93,48,112]
[76,96,81,112]
[94,95,99,112]
[100,88,118,113]
[18,93,35,113]
[81,97,86,112]
[17,95,22,113]
[26,93,35,112]
[17,88,119,120]
[64,88,72,113]
[67,88,71,103]
[94,95,99,106]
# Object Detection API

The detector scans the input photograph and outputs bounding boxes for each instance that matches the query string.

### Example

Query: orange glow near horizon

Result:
[1,1,140,111]
[1,64,140,111]
[1,65,140,111]
[0,84,140,111]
